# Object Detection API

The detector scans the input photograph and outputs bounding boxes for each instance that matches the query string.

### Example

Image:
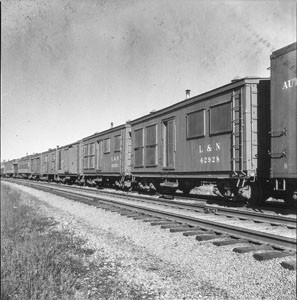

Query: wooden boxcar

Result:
[18,155,32,178]
[56,141,81,183]
[40,148,57,181]
[81,123,131,188]
[30,153,42,179]
[3,159,18,177]
[130,77,270,201]
[270,42,297,204]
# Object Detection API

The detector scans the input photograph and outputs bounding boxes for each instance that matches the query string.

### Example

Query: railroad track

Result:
[3,179,297,270]
[10,179,296,229]
[91,189,297,229]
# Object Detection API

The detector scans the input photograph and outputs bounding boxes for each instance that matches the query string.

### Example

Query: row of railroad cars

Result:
[2,42,297,206]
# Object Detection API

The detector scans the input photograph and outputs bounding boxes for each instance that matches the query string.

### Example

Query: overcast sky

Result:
[2,0,296,161]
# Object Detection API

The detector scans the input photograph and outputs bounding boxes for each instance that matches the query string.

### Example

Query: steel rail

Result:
[100,191,297,228]
[10,180,297,252]
[5,178,297,228]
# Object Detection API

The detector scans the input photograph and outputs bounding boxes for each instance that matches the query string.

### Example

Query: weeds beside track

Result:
[1,184,155,300]
[1,185,91,299]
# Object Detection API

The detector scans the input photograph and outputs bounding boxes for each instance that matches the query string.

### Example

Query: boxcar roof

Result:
[271,42,297,59]
[41,148,57,155]
[57,140,81,150]
[5,159,18,164]
[82,123,130,141]
[18,154,36,160]
[130,76,269,125]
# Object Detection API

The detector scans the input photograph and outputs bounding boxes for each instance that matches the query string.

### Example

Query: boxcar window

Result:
[83,145,88,156]
[103,138,111,153]
[89,156,94,168]
[135,129,144,148]
[89,143,95,156]
[146,125,157,166]
[187,109,205,139]
[210,102,232,135]
[146,125,156,146]
[83,145,89,169]
[114,135,121,152]
[36,158,40,168]
[89,143,95,168]
[134,129,144,167]
[83,143,95,169]
[83,157,88,169]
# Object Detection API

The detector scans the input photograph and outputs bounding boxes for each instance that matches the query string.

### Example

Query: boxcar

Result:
[3,159,18,177]
[81,123,131,188]
[130,77,271,201]
[30,153,42,179]
[40,148,57,181]
[270,42,297,205]
[18,155,32,178]
[56,141,81,183]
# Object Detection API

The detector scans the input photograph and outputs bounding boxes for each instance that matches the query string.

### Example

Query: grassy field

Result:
[1,184,154,300]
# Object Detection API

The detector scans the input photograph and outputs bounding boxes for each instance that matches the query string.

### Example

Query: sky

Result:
[1,0,296,161]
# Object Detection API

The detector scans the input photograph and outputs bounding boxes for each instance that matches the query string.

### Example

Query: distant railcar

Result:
[40,148,57,181]
[18,155,32,178]
[130,77,271,202]
[56,141,81,184]
[270,42,297,205]
[3,159,18,177]
[81,123,131,188]
[29,153,42,179]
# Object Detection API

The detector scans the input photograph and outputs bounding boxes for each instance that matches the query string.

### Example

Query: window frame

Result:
[103,138,111,154]
[83,142,96,169]
[145,124,157,167]
[114,135,121,152]
[209,101,232,136]
[134,128,144,168]
[186,109,206,140]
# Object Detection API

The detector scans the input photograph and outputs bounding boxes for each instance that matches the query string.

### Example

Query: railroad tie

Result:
[142,218,162,223]
[213,239,247,246]
[253,251,295,261]
[126,213,143,218]
[132,215,152,220]
[233,245,274,253]
[183,230,210,237]
[280,260,296,270]
[170,226,200,233]
[150,220,174,226]
[160,223,182,229]
[196,234,222,241]
[120,211,136,216]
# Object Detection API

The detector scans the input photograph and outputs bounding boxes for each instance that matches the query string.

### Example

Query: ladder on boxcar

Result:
[231,89,245,177]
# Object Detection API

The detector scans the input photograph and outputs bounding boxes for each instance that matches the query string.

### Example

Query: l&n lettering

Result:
[198,142,221,164]
[199,142,221,154]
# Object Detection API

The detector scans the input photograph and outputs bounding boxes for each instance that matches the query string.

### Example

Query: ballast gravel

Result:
[3,182,296,300]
